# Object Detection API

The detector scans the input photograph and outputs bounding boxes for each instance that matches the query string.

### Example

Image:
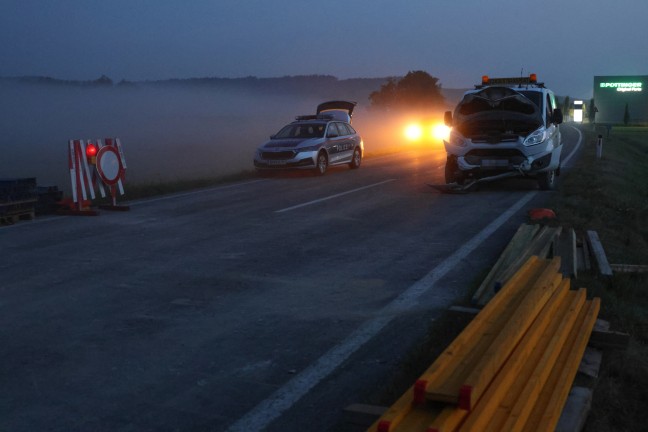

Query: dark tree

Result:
[623,103,630,126]
[562,96,570,117]
[370,71,445,110]
[93,75,113,86]
[369,77,397,108]
[588,99,597,123]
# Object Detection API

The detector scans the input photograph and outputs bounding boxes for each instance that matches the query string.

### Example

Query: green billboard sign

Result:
[599,82,642,92]
[594,75,648,123]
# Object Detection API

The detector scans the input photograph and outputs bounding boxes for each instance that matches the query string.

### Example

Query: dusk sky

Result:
[2,0,647,97]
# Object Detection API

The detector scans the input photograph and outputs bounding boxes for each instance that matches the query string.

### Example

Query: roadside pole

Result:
[596,134,603,159]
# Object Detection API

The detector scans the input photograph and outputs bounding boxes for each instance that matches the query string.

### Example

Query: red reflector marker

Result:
[377,420,392,432]
[529,208,556,220]
[413,379,428,405]
[459,384,473,411]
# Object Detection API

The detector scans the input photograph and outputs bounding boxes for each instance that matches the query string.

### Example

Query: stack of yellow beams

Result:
[368,256,600,432]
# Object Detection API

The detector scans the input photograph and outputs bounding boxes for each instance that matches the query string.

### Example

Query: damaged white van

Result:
[443,74,563,190]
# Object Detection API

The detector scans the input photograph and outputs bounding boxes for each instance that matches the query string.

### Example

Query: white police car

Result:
[254,101,363,175]
[443,74,563,190]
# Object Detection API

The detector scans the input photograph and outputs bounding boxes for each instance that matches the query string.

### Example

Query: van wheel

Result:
[538,170,556,190]
[445,156,465,184]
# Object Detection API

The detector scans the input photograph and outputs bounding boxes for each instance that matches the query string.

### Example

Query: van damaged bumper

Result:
[455,144,561,178]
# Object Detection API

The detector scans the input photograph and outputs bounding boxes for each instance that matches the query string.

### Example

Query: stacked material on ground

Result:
[368,256,600,432]
[0,178,37,224]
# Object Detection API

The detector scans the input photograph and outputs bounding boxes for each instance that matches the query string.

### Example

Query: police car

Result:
[443,74,563,190]
[254,101,363,175]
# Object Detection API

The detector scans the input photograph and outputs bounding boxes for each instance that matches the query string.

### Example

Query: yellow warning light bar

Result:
[481,74,538,86]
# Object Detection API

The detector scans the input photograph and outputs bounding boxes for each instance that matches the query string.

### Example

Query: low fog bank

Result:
[0,80,453,195]
[0,83,315,194]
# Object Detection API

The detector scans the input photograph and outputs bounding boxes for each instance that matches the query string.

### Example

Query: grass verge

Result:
[549,125,648,431]
[112,170,258,202]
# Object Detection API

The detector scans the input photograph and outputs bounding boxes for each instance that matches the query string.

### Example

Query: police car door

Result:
[336,122,356,162]
[325,122,346,163]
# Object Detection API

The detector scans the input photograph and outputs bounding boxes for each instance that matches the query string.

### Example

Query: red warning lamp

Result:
[529,73,537,83]
[482,75,489,85]
[86,143,98,165]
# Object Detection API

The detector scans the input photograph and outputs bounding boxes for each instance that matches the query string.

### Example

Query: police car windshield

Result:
[274,123,326,139]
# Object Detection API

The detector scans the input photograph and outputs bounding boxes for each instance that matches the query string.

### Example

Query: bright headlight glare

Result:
[432,124,451,141]
[405,124,423,141]
[523,128,547,146]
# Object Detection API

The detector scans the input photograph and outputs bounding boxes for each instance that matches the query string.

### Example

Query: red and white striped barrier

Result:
[66,138,128,214]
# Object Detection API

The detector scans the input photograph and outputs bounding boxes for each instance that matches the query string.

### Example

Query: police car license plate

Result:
[269,160,287,165]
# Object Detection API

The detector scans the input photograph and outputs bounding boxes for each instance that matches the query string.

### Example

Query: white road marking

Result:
[562,126,583,168]
[227,190,539,431]
[274,179,397,213]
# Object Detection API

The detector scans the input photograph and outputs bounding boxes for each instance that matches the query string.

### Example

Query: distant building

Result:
[593,75,648,124]
[572,100,584,123]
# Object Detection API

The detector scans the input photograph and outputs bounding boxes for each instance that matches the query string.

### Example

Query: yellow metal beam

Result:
[367,257,600,432]
[523,297,600,431]
[425,257,562,410]
[453,280,577,432]
[486,286,587,431]
[416,256,546,397]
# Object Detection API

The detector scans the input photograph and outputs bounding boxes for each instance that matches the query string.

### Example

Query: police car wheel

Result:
[349,148,361,169]
[315,152,328,175]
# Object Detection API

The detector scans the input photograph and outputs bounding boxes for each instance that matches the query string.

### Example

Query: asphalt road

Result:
[1,126,582,432]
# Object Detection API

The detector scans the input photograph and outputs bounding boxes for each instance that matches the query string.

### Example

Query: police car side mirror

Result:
[444,111,453,127]
[553,108,563,125]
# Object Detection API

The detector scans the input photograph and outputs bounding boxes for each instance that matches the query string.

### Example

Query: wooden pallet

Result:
[0,209,35,225]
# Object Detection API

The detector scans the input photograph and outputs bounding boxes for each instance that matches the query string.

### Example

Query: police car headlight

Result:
[297,145,319,152]
[523,127,547,146]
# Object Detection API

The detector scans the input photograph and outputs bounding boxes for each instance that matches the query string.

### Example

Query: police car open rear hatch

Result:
[316,100,357,122]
